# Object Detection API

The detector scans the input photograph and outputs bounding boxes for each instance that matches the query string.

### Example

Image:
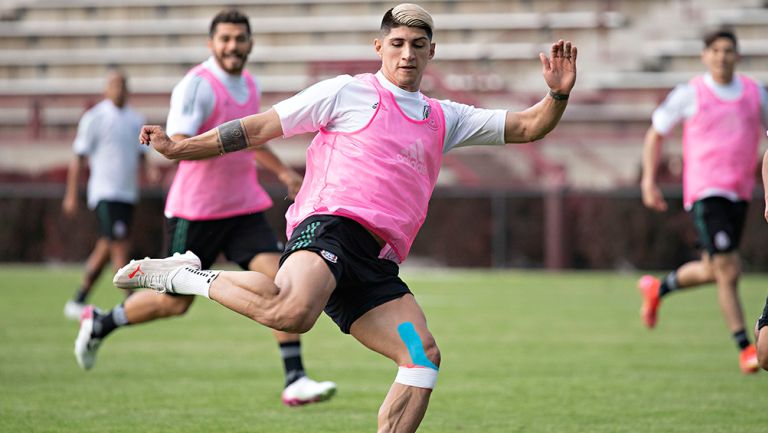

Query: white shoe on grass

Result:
[281,376,337,407]
[64,300,85,321]
[112,251,201,293]
[74,305,101,370]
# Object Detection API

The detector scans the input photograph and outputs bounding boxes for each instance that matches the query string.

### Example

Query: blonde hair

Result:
[381,3,434,39]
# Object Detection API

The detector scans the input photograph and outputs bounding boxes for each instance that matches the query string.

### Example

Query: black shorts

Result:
[165,212,282,270]
[280,215,411,334]
[690,196,748,255]
[94,201,134,240]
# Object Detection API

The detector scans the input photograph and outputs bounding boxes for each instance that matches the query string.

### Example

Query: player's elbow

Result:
[527,130,549,142]
[507,125,550,143]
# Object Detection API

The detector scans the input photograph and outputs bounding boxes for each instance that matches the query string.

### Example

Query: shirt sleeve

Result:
[273,75,357,137]
[440,100,507,152]
[165,74,215,137]
[72,108,96,156]
[651,84,694,136]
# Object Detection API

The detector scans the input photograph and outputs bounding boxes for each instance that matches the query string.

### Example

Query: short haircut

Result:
[209,9,251,37]
[703,28,738,50]
[380,3,434,40]
[105,68,127,85]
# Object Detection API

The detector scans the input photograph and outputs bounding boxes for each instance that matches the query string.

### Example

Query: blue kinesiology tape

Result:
[397,322,438,370]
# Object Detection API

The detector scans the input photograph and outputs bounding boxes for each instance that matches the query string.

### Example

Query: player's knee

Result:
[270,303,317,334]
[393,322,440,389]
[421,335,441,368]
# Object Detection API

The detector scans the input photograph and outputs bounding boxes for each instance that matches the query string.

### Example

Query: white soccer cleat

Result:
[63,300,86,321]
[112,251,201,293]
[281,376,337,407]
[74,305,102,370]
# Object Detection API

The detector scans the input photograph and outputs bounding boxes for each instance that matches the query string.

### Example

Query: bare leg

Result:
[711,252,745,333]
[79,237,112,297]
[350,295,441,433]
[123,291,194,324]
[208,251,336,333]
[756,318,768,370]
[674,252,715,289]
[247,253,300,344]
[109,238,133,298]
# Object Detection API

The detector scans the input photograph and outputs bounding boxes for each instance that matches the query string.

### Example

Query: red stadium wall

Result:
[3,187,768,271]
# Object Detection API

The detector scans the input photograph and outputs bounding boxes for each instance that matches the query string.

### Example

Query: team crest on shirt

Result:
[321,250,338,263]
[423,105,439,130]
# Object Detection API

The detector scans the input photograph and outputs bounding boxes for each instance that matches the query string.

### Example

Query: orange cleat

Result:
[637,275,661,329]
[739,344,759,374]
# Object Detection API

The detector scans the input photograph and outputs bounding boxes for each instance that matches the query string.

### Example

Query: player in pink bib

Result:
[285,72,446,263]
[119,4,577,432]
[74,10,336,406]
[638,29,768,374]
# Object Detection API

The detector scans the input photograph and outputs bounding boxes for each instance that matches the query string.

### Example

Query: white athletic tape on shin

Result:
[395,365,439,389]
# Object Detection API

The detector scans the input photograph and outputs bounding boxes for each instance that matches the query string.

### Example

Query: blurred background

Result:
[2,0,768,270]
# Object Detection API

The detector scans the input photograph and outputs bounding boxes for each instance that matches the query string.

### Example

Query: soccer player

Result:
[755,297,768,371]
[637,29,768,374]
[74,10,336,406]
[116,4,576,431]
[62,70,151,320]
[755,141,768,371]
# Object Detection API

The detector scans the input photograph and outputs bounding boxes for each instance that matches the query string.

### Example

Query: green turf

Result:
[1,265,767,432]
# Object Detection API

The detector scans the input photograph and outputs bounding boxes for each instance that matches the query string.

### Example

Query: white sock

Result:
[170,267,220,298]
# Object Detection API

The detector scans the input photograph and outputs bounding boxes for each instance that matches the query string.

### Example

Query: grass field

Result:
[2,265,768,433]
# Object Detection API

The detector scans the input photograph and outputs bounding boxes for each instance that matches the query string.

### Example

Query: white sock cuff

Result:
[394,365,438,389]
[171,267,220,298]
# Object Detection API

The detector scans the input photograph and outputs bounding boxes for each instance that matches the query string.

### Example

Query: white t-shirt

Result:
[73,99,146,208]
[166,57,260,137]
[274,71,507,151]
[652,73,768,135]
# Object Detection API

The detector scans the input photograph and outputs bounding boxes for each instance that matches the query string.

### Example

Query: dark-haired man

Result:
[75,10,336,407]
[62,70,149,320]
[638,29,768,374]
[117,3,576,431]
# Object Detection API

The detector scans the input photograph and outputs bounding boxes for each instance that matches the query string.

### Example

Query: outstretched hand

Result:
[139,125,175,159]
[540,40,577,95]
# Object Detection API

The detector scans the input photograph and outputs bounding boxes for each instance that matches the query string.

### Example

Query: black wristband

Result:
[758,296,768,330]
[217,119,249,154]
[549,90,569,101]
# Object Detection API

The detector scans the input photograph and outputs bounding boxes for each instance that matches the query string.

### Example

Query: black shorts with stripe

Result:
[690,196,748,255]
[280,215,411,334]
[165,212,282,270]
[94,200,134,240]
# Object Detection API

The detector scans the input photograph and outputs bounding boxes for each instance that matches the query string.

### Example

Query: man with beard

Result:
[74,10,336,406]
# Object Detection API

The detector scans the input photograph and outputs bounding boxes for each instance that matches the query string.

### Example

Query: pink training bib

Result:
[285,73,446,263]
[165,65,273,220]
[682,74,761,208]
